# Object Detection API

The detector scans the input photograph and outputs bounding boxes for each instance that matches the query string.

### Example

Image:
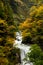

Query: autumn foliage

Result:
[19,4,43,65]
[0,0,20,65]
[19,5,43,49]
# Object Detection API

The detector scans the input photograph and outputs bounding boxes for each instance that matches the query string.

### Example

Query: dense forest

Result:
[0,0,43,65]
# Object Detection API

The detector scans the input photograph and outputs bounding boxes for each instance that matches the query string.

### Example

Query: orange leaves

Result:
[19,18,32,30]
[19,18,33,39]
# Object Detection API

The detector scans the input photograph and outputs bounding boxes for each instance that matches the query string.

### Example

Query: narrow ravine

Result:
[13,32,33,65]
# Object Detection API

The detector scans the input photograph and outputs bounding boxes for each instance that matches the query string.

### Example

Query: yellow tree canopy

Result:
[19,5,43,47]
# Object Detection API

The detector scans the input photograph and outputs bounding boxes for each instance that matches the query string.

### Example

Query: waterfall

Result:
[13,32,33,65]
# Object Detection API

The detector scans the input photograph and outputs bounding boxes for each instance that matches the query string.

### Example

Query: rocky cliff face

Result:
[1,0,43,23]
[8,0,34,25]
[10,0,33,18]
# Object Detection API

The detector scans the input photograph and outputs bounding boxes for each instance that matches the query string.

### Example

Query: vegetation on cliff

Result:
[0,0,43,65]
[0,0,20,65]
[19,1,43,65]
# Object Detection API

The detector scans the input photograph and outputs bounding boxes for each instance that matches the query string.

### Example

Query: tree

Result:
[0,19,20,65]
[0,0,20,65]
[19,5,43,50]
[25,44,43,65]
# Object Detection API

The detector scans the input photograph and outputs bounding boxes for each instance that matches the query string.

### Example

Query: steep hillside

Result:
[9,0,43,24]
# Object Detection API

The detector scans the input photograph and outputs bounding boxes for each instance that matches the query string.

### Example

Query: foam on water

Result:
[13,32,33,65]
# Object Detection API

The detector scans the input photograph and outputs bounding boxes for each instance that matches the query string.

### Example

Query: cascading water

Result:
[13,32,33,65]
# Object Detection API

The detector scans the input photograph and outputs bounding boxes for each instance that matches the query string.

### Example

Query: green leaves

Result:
[0,0,20,65]
[27,44,43,65]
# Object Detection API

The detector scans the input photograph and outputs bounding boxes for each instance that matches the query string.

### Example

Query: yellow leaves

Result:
[30,5,43,18]
[0,57,9,65]
[0,19,8,35]
[37,20,43,25]
[32,28,36,32]
[0,19,16,46]
[0,19,8,27]
[19,18,32,30]
[37,5,43,12]
[19,4,43,45]
[0,38,2,41]
[22,22,29,28]
[22,30,31,38]
[22,30,28,37]
[36,5,43,17]
[0,19,5,24]
[30,6,37,16]
[30,6,37,12]
[6,36,14,45]
[36,20,43,29]
[0,37,3,42]
[19,18,34,39]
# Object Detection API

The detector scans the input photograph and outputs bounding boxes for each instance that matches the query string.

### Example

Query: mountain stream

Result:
[13,32,33,65]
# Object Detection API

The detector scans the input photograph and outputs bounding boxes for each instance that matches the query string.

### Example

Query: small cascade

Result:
[13,32,33,65]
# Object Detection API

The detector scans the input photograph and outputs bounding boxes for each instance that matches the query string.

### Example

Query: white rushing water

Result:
[13,32,33,65]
